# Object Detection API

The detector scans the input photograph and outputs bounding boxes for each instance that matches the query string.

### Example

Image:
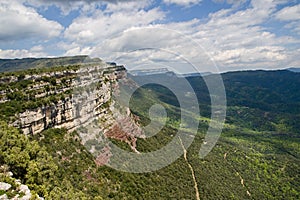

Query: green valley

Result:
[0,57,299,199]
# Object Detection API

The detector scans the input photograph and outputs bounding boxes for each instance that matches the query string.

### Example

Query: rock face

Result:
[0,182,11,191]
[16,98,74,135]
[0,167,43,200]
[13,63,127,135]
[1,57,145,166]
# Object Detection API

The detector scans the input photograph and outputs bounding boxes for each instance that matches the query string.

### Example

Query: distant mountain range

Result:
[288,67,300,73]
[129,68,170,76]
[129,68,212,77]
[0,56,102,73]
[129,67,300,77]
[1,56,299,76]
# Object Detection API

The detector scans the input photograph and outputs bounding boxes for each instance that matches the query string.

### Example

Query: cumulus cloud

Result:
[274,4,300,35]
[0,0,63,41]
[275,4,300,21]
[214,46,286,64]
[105,0,152,12]
[25,0,149,14]
[163,0,202,7]
[59,0,300,72]
[1,0,299,72]
[184,0,300,70]
[90,26,217,73]
[0,46,47,58]
[212,0,248,7]
[29,0,140,3]
[64,6,165,44]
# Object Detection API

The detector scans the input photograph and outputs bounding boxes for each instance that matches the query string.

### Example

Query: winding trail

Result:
[224,151,251,197]
[179,137,200,200]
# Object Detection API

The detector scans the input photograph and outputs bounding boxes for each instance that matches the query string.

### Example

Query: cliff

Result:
[11,64,123,134]
[0,56,144,155]
[0,55,101,73]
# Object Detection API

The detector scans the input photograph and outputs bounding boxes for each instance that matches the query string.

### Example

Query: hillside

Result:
[128,69,300,199]
[0,56,102,73]
[0,57,299,199]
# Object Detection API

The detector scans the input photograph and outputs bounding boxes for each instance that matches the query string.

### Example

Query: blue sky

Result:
[0,0,299,72]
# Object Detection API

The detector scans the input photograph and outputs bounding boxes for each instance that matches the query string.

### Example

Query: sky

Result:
[0,0,299,72]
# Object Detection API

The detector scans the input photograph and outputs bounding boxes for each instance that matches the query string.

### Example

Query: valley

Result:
[0,57,299,199]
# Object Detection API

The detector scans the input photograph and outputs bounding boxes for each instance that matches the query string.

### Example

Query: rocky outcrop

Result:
[15,99,74,135]
[1,57,145,167]
[12,63,127,135]
[0,166,43,200]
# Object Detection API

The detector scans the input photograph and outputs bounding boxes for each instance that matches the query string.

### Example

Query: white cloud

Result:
[275,4,300,21]
[1,0,299,72]
[0,46,47,58]
[64,46,95,56]
[0,0,63,41]
[105,0,152,12]
[163,0,202,7]
[214,46,287,64]
[274,4,300,35]
[26,0,149,14]
[60,0,300,72]
[212,0,248,7]
[283,20,300,35]
[64,6,165,45]
[184,0,300,70]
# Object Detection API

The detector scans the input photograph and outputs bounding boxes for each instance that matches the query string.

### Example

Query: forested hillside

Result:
[0,63,299,199]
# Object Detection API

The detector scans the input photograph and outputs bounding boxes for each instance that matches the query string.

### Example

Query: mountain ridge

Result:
[0,55,102,73]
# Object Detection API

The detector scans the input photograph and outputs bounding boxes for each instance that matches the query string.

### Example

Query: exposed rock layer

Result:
[13,64,127,135]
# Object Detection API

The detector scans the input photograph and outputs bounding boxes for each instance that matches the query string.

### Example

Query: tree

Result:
[0,121,58,197]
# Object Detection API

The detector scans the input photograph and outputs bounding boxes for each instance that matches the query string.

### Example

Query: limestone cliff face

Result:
[16,98,74,135]
[0,57,144,161]
[12,63,127,136]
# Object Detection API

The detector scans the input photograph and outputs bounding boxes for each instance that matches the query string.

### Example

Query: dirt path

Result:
[224,151,251,197]
[179,137,200,200]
